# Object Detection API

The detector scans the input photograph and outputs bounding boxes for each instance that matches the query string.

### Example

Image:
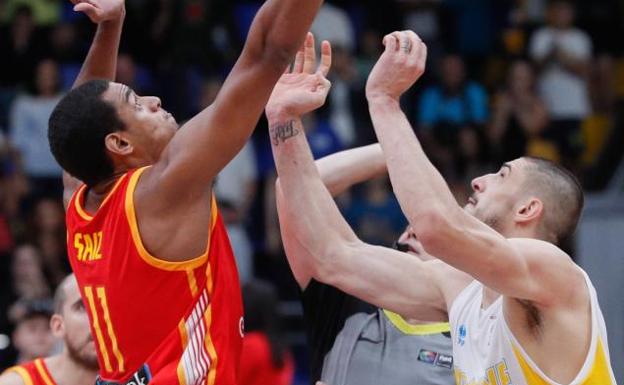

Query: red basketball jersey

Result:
[66,167,243,385]
[3,358,57,385]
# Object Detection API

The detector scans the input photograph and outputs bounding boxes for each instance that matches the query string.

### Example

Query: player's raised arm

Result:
[316,144,385,197]
[71,0,125,88]
[268,36,446,320]
[149,0,324,200]
[366,31,583,307]
[61,0,126,208]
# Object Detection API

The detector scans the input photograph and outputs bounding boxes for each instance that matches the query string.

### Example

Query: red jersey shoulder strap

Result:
[69,173,131,222]
[2,358,57,385]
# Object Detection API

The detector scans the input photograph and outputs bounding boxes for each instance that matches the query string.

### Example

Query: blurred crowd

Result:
[0,0,623,382]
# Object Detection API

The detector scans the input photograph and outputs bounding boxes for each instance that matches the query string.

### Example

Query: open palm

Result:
[266,33,332,119]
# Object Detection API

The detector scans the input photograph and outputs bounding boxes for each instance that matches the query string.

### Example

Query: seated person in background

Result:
[417,53,489,181]
[489,60,549,163]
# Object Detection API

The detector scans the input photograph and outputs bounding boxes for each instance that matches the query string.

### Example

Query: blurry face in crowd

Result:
[115,54,137,88]
[51,278,99,370]
[441,55,466,91]
[13,316,55,361]
[549,1,575,29]
[12,245,45,282]
[35,198,65,232]
[508,61,535,96]
[35,59,60,97]
[102,82,179,166]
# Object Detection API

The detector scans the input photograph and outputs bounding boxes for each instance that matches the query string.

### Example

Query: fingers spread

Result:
[303,32,317,74]
[318,40,332,77]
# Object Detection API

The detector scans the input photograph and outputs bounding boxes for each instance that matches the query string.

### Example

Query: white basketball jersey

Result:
[449,269,616,385]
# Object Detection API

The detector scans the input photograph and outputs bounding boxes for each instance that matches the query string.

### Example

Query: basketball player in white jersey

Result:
[269,30,617,385]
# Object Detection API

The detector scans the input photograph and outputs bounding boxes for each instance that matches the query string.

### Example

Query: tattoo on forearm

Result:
[270,120,300,146]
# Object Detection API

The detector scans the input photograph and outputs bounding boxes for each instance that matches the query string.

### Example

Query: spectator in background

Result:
[26,197,68,286]
[417,54,489,182]
[312,3,357,148]
[10,245,51,303]
[9,59,63,198]
[2,0,60,26]
[529,0,592,170]
[0,6,46,89]
[240,280,294,385]
[490,60,549,163]
[199,78,257,283]
[7,299,55,365]
[344,176,406,247]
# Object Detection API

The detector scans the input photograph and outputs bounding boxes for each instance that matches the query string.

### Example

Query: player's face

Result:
[60,281,99,370]
[104,82,179,165]
[465,159,527,233]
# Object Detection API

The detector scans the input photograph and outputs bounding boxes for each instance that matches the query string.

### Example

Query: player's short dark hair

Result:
[523,157,584,245]
[49,80,125,186]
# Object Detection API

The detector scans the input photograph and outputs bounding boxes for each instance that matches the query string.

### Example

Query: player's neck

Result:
[481,286,501,309]
[45,352,97,385]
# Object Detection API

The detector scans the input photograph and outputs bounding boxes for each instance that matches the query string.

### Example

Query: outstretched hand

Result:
[266,32,332,120]
[70,0,125,24]
[366,30,427,102]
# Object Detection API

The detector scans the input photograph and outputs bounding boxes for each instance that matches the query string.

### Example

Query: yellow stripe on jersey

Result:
[84,286,113,373]
[4,366,34,385]
[203,305,218,385]
[383,310,451,335]
[512,337,615,385]
[97,287,125,372]
[176,319,189,385]
[186,269,199,297]
[34,359,55,385]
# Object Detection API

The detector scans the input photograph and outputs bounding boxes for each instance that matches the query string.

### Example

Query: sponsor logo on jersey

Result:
[458,324,467,346]
[418,349,454,369]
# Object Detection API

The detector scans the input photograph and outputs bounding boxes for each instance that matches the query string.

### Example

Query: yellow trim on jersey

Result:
[203,305,218,385]
[186,269,199,297]
[512,337,615,385]
[84,286,113,373]
[383,310,451,335]
[73,175,127,221]
[124,167,219,271]
[3,366,34,385]
[176,320,189,385]
[34,359,55,385]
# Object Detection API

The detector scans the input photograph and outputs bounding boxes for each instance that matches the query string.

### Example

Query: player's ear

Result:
[105,132,134,157]
[515,197,543,224]
[50,314,65,338]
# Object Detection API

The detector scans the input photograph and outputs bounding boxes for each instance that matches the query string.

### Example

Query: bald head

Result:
[53,274,78,315]
[521,157,584,244]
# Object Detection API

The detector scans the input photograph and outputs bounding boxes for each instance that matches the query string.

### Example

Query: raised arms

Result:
[149,0,324,202]
[268,36,447,320]
[367,31,581,307]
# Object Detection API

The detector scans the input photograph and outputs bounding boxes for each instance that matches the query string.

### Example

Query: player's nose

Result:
[144,96,161,112]
[471,176,485,193]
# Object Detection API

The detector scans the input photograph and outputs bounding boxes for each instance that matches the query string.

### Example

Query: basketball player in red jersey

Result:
[47,0,323,383]
[0,275,99,385]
